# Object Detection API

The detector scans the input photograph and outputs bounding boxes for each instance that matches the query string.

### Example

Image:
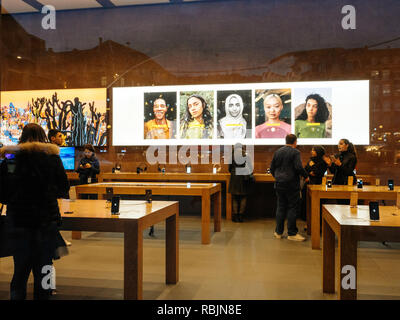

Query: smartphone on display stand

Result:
[369,201,380,221]
[357,179,363,189]
[327,180,332,188]
[145,189,152,203]
[388,179,394,191]
[111,196,120,214]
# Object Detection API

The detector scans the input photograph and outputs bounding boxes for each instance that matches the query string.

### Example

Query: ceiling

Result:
[1,0,204,14]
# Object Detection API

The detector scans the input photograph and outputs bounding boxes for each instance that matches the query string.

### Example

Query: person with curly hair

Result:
[295,93,330,138]
[180,94,213,139]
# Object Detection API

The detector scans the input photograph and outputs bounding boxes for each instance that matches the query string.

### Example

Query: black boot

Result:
[238,214,244,222]
[232,214,239,222]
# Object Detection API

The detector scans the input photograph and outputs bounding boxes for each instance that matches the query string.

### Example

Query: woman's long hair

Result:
[296,93,329,123]
[181,94,213,137]
[312,145,325,160]
[19,123,48,144]
[340,138,357,158]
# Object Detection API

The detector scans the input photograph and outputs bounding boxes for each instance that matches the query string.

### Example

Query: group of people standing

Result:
[270,134,357,241]
[0,121,356,299]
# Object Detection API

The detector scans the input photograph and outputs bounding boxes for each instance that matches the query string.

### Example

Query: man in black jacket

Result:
[270,134,308,241]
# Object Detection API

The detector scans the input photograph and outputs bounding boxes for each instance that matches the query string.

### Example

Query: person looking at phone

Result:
[300,145,328,223]
[76,144,100,185]
[305,146,328,185]
[323,138,357,185]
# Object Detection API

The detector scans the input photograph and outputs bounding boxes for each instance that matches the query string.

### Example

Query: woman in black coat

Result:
[76,144,100,184]
[0,123,69,300]
[300,146,328,222]
[228,143,254,222]
[304,146,328,185]
[325,139,357,185]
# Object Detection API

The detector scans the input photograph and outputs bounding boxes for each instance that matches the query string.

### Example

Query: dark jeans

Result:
[232,195,247,214]
[10,222,58,300]
[275,188,300,236]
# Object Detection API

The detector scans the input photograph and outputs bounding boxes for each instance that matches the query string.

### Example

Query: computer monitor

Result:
[59,147,75,171]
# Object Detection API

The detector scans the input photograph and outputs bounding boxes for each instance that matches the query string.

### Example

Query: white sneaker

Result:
[273,232,282,239]
[287,233,306,241]
[65,240,72,246]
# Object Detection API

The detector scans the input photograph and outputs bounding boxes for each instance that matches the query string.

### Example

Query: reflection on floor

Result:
[0,217,399,300]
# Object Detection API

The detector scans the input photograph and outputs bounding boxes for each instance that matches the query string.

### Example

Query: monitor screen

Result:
[113,80,369,146]
[59,147,75,171]
[0,88,107,146]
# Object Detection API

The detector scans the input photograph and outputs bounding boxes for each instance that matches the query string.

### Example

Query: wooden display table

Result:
[253,173,377,185]
[98,172,232,220]
[59,199,179,300]
[66,172,79,181]
[322,204,400,300]
[75,182,221,244]
[307,185,400,249]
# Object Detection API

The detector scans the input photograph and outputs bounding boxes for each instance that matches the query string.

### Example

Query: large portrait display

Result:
[0,88,107,146]
[113,80,369,146]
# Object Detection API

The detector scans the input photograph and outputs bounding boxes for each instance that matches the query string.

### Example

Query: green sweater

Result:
[295,120,326,138]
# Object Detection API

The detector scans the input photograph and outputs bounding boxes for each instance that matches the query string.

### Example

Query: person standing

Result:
[47,129,64,146]
[270,134,308,241]
[324,138,357,185]
[304,146,328,185]
[48,129,71,250]
[300,146,328,224]
[76,144,100,185]
[228,143,254,222]
[0,123,69,300]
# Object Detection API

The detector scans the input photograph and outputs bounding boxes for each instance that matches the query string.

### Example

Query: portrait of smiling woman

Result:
[180,92,214,139]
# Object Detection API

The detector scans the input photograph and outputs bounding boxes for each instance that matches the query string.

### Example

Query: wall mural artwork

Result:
[0,88,107,146]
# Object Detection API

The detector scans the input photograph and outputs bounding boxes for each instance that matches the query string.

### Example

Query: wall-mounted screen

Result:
[59,146,75,171]
[0,88,107,146]
[113,80,369,146]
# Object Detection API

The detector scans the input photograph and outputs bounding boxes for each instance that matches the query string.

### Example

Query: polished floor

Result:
[0,216,399,300]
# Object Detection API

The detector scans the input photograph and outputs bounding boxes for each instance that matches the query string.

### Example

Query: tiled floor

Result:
[0,216,399,300]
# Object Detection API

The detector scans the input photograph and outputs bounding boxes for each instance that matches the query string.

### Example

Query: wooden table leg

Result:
[226,180,232,221]
[311,192,321,249]
[124,220,142,300]
[71,231,82,240]
[338,227,357,300]
[322,211,335,293]
[201,191,211,244]
[213,191,221,232]
[72,192,83,239]
[166,204,179,284]
[306,187,311,235]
